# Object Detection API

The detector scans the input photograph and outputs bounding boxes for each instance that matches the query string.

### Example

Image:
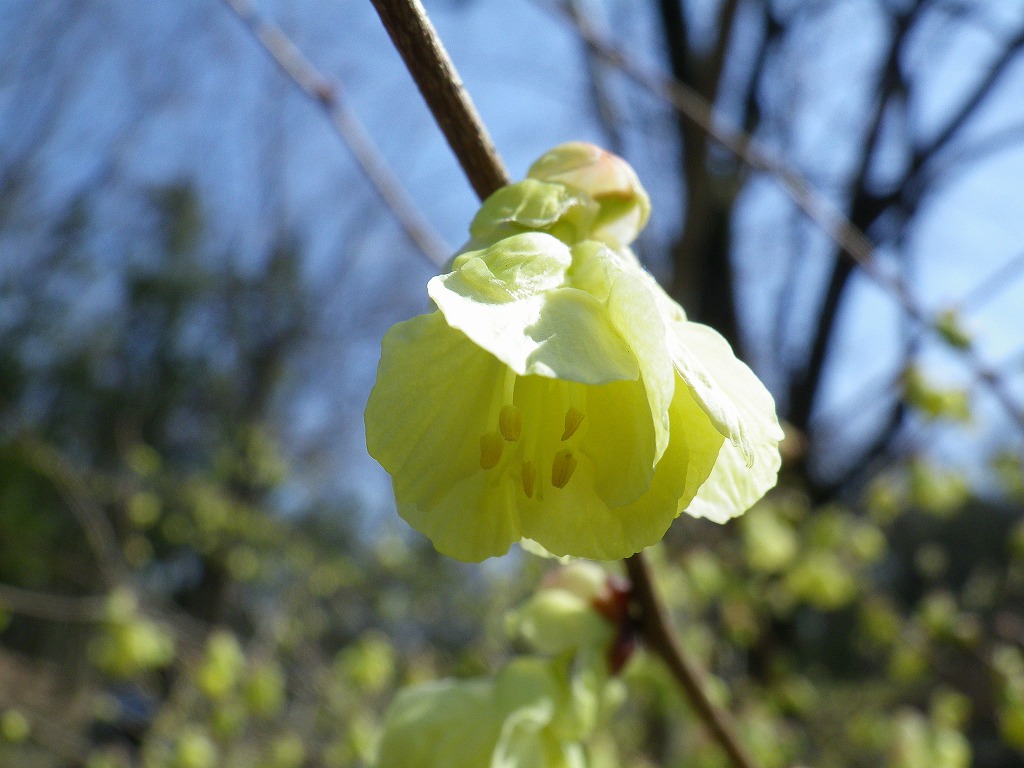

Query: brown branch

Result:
[911,121,1024,200]
[707,0,742,105]
[546,0,1024,435]
[912,27,1024,168]
[787,17,904,432]
[625,554,760,768]
[892,25,1024,248]
[957,247,1024,312]
[0,583,106,623]
[653,0,742,346]
[550,1,903,303]
[369,0,511,199]
[740,2,782,136]
[221,0,450,266]
[566,0,625,155]
[17,435,128,587]
[369,3,758,767]
[657,0,693,92]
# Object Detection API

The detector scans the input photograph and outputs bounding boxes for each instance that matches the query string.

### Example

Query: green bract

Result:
[376,565,621,768]
[375,657,590,768]
[527,141,650,250]
[508,562,618,657]
[467,179,598,250]
[365,143,782,562]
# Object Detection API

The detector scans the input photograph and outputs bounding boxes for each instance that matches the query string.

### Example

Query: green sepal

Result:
[528,142,651,248]
[469,179,598,248]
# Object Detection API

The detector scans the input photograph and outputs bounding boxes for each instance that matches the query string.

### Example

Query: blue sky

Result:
[3,0,1024,525]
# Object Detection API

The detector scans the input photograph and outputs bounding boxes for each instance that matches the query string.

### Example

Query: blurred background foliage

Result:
[2,0,1024,766]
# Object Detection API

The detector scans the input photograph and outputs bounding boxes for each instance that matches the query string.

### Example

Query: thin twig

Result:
[547,0,1024,433]
[788,7,913,434]
[911,26,1024,166]
[0,583,107,623]
[369,0,512,198]
[625,554,759,768]
[548,1,892,291]
[221,0,450,266]
[17,435,128,587]
[957,248,1024,312]
[369,3,758,767]
[567,0,625,155]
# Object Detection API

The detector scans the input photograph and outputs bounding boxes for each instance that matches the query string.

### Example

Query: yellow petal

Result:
[676,323,784,523]
[430,242,640,385]
[519,382,723,561]
[365,312,521,561]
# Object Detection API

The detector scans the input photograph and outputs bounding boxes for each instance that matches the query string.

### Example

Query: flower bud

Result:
[528,142,651,248]
[376,658,585,768]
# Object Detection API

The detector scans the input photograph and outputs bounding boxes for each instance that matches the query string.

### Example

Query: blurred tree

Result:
[636,0,1024,495]
[2,1,1024,767]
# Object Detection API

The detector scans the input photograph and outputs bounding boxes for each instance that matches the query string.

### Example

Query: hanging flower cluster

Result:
[365,143,783,562]
[375,562,627,768]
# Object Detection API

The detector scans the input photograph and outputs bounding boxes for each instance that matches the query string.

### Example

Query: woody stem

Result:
[368,0,511,198]
[624,553,759,768]
[370,2,760,767]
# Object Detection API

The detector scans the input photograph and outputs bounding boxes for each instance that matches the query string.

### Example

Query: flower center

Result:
[478,372,588,499]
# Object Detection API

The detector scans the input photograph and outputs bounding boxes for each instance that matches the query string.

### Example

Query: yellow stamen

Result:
[550,449,577,489]
[521,461,537,498]
[561,406,586,441]
[499,405,522,442]
[479,432,504,470]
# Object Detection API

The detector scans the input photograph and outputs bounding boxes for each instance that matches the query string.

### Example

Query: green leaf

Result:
[934,309,973,349]
[469,180,598,248]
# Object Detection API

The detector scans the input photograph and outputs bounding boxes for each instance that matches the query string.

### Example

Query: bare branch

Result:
[772,206,811,370]
[912,122,1024,208]
[657,0,693,92]
[548,1,905,306]
[546,0,1024,434]
[957,248,1024,313]
[655,0,742,346]
[994,344,1024,377]
[369,0,511,199]
[0,583,106,623]
[566,0,626,154]
[707,0,742,105]
[220,0,450,266]
[16,435,129,587]
[787,6,917,434]
[912,27,1024,167]
[625,554,760,768]
[369,4,759,766]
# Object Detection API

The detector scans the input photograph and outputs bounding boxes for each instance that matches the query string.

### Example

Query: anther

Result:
[499,405,522,442]
[550,449,578,489]
[521,461,537,498]
[479,432,504,470]
[561,407,586,441]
